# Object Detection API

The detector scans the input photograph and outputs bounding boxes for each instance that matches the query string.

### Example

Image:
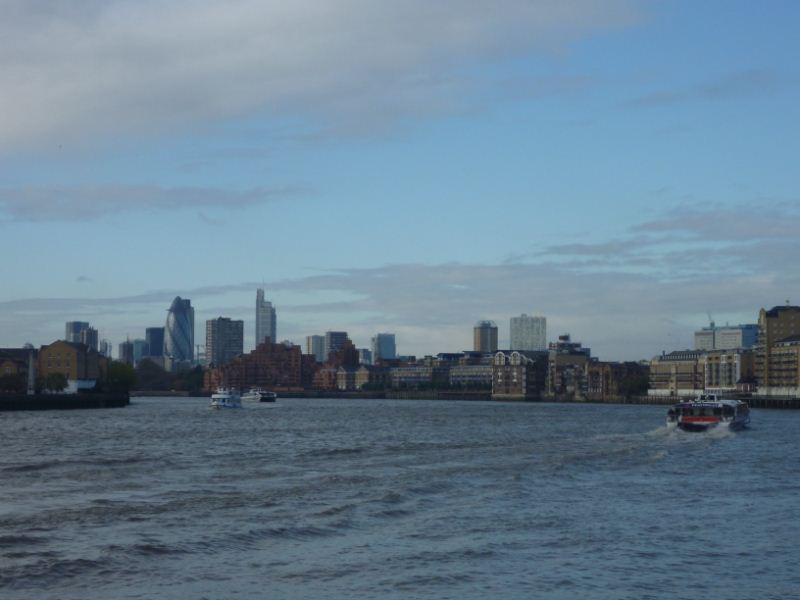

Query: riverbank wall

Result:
[0,393,130,411]
[560,394,800,409]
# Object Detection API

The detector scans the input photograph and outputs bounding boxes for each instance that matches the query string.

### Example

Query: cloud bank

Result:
[0,0,641,150]
[0,184,301,221]
[2,204,797,360]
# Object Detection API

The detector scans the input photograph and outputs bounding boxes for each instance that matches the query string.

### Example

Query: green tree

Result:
[106,361,137,393]
[43,372,68,393]
[173,366,205,393]
[618,373,649,398]
[135,359,174,391]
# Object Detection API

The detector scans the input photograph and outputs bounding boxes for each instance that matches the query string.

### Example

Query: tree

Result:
[106,361,137,393]
[172,365,205,393]
[135,358,173,391]
[42,372,68,393]
[0,373,25,393]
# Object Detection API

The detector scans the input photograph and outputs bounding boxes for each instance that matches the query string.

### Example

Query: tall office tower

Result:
[306,335,326,363]
[358,348,373,365]
[118,340,134,366]
[473,320,498,353]
[65,321,90,343]
[145,327,165,357]
[755,305,800,388]
[255,288,277,347]
[510,314,547,351]
[99,339,112,358]
[371,333,397,362]
[165,296,194,363]
[324,331,349,360]
[206,317,244,367]
[132,339,150,366]
[80,326,99,351]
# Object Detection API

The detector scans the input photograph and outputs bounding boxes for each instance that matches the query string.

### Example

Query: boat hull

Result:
[666,394,750,433]
[667,416,750,432]
[241,390,277,403]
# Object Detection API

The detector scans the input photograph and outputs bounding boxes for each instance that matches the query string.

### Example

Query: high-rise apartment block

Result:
[206,317,244,367]
[255,289,277,347]
[473,321,498,353]
[510,314,546,351]
[371,333,397,362]
[755,305,800,392]
[306,335,326,363]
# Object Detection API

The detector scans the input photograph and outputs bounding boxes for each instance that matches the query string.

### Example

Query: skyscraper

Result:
[206,317,244,367]
[473,321,498,353]
[510,314,547,351]
[118,340,134,366]
[324,331,349,360]
[145,327,165,357]
[65,321,90,344]
[80,326,99,351]
[371,333,397,362]
[164,296,194,364]
[255,288,277,348]
[132,339,150,366]
[306,335,326,363]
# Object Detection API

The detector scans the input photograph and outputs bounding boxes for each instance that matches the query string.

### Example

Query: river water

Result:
[1,398,799,599]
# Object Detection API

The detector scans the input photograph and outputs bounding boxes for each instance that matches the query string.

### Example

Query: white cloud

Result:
[0,0,641,150]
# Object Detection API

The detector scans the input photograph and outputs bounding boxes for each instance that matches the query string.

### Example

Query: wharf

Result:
[0,393,129,411]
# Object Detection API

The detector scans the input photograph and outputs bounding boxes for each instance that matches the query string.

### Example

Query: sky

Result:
[1,0,799,361]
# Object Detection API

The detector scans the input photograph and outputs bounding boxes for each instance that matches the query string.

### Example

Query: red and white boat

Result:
[666,394,750,432]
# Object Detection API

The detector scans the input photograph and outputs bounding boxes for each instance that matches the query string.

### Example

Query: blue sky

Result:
[1,0,798,360]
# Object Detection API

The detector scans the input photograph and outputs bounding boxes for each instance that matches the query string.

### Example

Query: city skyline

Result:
[1,2,798,360]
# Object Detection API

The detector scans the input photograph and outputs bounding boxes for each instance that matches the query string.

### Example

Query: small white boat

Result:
[210,387,242,409]
[241,388,277,403]
[666,393,750,432]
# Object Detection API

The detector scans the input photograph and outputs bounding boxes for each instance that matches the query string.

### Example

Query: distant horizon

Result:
[2,289,787,364]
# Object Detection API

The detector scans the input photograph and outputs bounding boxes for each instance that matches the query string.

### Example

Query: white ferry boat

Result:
[210,387,242,409]
[241,388,277,403]
[666,393,750,432]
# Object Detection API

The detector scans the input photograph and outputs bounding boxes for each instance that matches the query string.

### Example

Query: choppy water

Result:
[1,398,799,599]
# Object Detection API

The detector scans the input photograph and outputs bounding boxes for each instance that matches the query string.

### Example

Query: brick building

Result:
[204,340,315,391]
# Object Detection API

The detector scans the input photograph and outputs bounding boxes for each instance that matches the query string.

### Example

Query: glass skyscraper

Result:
[65,321,90,343]
[165,296,194,363]
[371,333,397,362]
[255,289,277,348]
[145,327,165,357]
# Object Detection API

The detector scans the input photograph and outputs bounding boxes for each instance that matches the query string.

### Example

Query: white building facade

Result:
[510,314,547,351]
